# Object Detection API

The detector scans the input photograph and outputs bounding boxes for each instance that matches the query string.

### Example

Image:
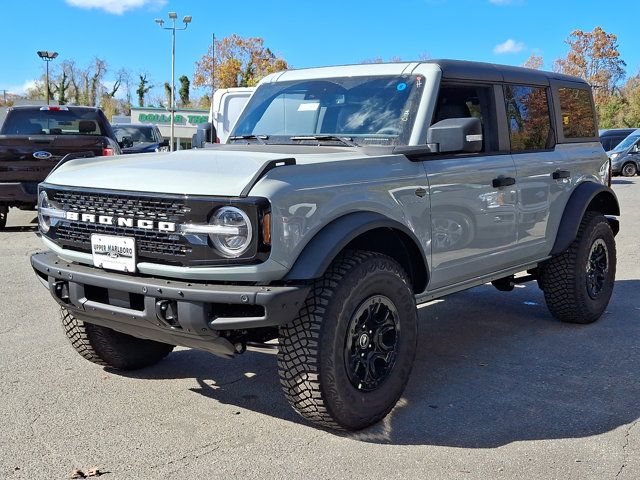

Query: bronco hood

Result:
[44,147,361,196]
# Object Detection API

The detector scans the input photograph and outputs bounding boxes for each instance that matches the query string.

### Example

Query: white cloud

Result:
[493,39,526,55]
[65,0,167,15]
[0,79,39,95]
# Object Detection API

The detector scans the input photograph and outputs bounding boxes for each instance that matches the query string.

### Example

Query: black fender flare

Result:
[284,211,428,286]
[550,182,620,255]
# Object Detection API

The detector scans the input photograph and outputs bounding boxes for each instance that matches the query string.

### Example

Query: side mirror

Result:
[119,136,133,148]
[427,117,483,154]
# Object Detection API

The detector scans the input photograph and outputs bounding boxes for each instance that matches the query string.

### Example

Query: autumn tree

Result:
[597,74,640,128]
[523,54,544,70]
[193,34,288,89]
[554,27,625,103]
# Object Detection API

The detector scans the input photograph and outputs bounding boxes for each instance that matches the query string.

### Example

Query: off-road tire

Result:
[61,308,174,370]
[539,212,616,324]
[0,206,7,230]
[621,162,637,177]
[278,250,418,431]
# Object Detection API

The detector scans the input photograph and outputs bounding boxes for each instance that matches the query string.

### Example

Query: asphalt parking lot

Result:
[1,178,639,480]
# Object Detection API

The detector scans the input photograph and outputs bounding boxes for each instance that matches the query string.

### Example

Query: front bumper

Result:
[31,252,310,358]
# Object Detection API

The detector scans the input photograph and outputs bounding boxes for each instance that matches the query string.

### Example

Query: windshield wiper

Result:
[228,134,269,145]
[289,135,357,147]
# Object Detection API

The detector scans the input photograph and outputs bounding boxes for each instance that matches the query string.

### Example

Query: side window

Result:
[504,85,553,152]
[558,87,597,139]
[432,85,498,152]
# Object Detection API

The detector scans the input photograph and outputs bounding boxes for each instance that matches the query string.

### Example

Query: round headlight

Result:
[210,206,253,258]
[37,191,51,233]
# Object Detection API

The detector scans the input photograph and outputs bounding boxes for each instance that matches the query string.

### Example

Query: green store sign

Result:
[138,113,208,125]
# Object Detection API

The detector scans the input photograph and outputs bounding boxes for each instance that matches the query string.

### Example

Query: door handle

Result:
[552,169,571,180]
[492,176,516,188]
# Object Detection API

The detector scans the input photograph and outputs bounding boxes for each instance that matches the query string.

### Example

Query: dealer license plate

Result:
[91,234,136,273]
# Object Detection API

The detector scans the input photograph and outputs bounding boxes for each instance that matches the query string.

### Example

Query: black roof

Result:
[599,128,637,136]
[427,59,590,87]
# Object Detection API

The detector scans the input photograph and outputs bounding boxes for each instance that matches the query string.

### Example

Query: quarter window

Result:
[558,87,597,139]
[504,85,553,152]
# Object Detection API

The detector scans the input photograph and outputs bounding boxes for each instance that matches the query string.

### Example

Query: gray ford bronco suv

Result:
[31,60,619,431]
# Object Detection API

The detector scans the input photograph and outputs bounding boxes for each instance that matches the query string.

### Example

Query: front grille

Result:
[50,189,194,263]
[55,222,192,257]
[42,185,268,267]
[52,190,190,220]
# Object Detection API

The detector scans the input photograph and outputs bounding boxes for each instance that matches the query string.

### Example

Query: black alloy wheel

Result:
[344,295,400,392]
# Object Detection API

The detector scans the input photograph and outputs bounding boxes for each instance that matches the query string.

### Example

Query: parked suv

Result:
[31,60,619,431]
[599,128,636,152]
[112,123,169,154]
[608,128,640,177]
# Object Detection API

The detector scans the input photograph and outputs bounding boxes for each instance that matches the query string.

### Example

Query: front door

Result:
[421,84,519,291]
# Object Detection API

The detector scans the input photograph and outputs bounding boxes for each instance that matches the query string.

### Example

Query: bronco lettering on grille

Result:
[66,211,176,232]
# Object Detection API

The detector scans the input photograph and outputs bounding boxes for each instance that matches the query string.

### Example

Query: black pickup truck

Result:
[0,105,123,229]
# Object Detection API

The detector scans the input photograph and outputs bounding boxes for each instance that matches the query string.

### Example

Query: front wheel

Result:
[539,212,616,324]
[278,250,418,430]
[622,162,638,177]
[61,308,174,370]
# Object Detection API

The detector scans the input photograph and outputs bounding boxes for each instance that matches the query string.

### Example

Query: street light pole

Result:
[37,51,59,105]
[155,13,191,152]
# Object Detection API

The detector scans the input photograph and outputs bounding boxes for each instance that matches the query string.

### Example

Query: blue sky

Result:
[0,0,638,100]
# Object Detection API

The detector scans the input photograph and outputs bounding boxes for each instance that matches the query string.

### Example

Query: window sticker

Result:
[416,76,423,88]
[298,102,320,112]
[396,82,407,92]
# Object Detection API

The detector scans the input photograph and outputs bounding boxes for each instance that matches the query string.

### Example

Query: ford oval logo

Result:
[33,151,53,160]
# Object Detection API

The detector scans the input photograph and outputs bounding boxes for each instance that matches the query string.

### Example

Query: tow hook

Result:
[155,299,180,328]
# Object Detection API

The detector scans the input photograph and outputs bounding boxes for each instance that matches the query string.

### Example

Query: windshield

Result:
[113,125,156,143]
[612,134,640,152]
[1,109,106,136]
[230,75,424,146]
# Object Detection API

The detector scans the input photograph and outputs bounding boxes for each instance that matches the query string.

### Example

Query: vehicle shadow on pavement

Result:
[121,279,640,446]
[612,179,635,185]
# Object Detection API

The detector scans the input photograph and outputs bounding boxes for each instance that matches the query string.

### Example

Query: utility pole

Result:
[211,33,215,143]
[37,51,59,105]
[155,13,192,152]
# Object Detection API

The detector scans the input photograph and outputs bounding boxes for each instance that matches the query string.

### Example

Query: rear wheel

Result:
[278,250,418,430]
[539,212,616,324]
[622,162,637,177]
[61,308,174,370]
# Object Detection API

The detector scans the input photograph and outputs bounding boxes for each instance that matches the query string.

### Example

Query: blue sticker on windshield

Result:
[396,82,407,91]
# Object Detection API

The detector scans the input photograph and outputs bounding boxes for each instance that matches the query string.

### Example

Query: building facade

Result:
[130,106,209,150]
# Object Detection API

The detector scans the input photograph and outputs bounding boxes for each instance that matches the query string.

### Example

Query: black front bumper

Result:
[31,252,309,358]
[0,182,38,205]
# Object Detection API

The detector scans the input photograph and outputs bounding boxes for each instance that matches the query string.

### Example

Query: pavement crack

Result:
[150,442,222,470]
[0,324,20,335]
[615,419,638,478]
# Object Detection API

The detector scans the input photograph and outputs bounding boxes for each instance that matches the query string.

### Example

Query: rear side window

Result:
[504,85,553,152]
[558,87,597,139]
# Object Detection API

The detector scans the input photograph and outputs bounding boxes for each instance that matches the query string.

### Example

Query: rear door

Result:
[503,83,563,262]
[421,83,519,290]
